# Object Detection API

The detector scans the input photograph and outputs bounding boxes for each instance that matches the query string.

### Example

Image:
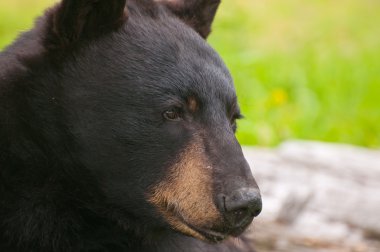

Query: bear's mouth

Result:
[152,199,254,242]
[168,210,254,243]
[167,210,228,243]
[153,198,256,243]
[184,222,227,243]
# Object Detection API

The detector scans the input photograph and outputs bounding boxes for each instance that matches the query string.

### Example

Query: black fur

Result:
[0,0,259,251]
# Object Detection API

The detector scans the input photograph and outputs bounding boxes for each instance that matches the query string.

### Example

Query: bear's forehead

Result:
[129,13,234,99]
[67,9,235,105]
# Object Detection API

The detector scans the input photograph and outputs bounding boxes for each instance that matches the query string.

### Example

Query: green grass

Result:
[1,0,379,147]
[210,0,380,147]
[0,1,56,47]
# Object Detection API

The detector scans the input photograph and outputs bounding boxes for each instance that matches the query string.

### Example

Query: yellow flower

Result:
[271,88,288,106]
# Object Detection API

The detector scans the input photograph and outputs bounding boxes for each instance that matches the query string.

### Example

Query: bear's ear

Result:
[47,0,127,48]
[157,0,221,39]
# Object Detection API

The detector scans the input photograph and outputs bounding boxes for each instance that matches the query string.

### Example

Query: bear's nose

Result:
[218,188,262,229]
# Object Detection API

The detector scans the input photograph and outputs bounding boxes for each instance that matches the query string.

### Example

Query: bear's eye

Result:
[231,119,237,132]
[163,109,181,121]
[231,113,243,132]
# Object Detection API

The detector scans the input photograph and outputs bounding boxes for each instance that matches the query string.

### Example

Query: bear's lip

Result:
[159,205,254,242]
[184,222,227,243]
[153,201,235,242]
[177,215,255,242]
[172,213,232,243]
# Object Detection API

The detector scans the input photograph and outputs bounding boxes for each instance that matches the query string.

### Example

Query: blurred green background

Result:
[1,0,379,147]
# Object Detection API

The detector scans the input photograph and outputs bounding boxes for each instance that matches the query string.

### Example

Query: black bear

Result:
[0,0,262,251]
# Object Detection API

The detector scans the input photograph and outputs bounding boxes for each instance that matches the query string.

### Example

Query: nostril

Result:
[222,187,262,226]
[216,194,228,213]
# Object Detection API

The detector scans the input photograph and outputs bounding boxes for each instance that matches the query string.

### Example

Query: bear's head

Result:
[16,0,262,243]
